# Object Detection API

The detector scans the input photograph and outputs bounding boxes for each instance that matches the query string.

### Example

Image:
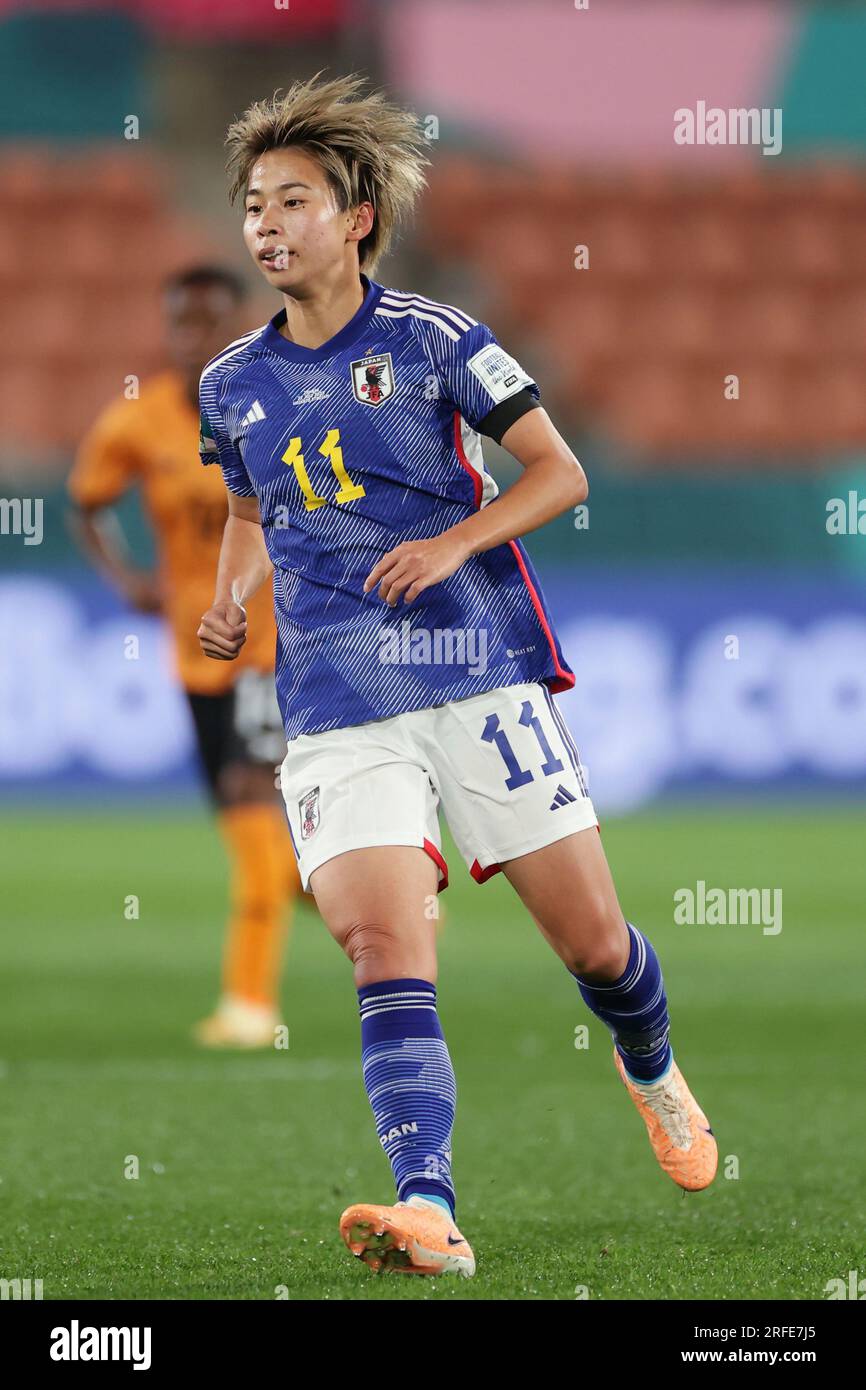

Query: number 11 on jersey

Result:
[281,427,366,511]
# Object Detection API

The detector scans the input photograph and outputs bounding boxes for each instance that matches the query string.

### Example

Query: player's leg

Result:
[310,847,473,1275]
[279,726,474,1276]
[502,829,716,1190]
[187,683,299,1047]
[431,682,716,1192]
[502,825,667,1077]
[212,761,295,1030]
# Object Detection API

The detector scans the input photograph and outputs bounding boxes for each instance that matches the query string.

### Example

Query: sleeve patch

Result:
[466,343,533,404]
[199,410,219,462]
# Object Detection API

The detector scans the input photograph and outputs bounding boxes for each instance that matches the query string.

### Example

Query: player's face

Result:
[164,284,241,374]
[242,147,366,293]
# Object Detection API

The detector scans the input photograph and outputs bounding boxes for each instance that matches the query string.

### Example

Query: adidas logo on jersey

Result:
[241,400,266,428]
[549,784,577,811]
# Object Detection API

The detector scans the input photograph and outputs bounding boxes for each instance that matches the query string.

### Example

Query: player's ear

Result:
[347,201,374,243]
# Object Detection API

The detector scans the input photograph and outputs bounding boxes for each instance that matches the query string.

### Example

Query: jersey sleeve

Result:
[198,380,256,498]
[68,397,143,508]
[430,320,541,435]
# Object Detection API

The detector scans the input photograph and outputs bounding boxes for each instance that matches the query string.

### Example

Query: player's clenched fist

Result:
[198,600,247,660]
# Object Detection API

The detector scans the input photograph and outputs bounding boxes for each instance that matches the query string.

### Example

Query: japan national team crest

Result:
[299,786,320,840]
[350,352,395,408]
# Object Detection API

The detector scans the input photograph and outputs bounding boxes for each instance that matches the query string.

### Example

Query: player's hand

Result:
[122,571,163,614]
[363,531,470,607]
[198,600,247,660]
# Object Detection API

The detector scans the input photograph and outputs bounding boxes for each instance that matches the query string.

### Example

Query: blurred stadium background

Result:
[1,0,864,1300]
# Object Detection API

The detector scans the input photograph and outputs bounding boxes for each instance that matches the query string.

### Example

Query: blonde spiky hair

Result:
[224,72,430,273]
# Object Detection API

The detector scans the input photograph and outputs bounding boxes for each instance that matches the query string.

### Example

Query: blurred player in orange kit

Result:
[68,265,301,1048]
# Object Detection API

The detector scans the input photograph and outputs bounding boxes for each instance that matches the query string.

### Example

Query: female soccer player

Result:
[198,73,717,1278]
[70,266,299,1050]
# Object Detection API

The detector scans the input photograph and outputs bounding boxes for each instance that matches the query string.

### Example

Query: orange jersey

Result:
[69,371,276,695]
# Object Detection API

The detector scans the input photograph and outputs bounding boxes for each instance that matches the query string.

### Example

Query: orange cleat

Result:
[192,997,283,1049]
[339,1195,476,1277]
[614,1047,718,1192]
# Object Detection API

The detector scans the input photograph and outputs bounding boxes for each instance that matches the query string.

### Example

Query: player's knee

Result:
[568,901,628,980]
[340,918,403,975]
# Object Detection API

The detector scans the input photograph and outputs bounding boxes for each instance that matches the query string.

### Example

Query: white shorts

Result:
[279,681,598,892]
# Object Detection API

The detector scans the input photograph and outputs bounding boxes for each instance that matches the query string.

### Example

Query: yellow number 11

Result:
[281,428,365,512]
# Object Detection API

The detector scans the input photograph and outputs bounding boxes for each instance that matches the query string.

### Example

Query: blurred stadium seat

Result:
[0,147,219,463]
[420,159,866,463]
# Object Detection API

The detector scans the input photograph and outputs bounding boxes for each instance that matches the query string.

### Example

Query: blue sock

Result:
[358,978,456,1217]
[571,922,672,1083]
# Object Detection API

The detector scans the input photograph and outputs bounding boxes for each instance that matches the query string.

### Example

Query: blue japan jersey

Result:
[199,275,574,739]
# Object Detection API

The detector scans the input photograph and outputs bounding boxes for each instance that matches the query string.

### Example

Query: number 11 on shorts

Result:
[481,699,564,790]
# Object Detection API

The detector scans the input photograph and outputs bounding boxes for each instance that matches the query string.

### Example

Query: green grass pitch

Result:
[1,805,862,1300]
